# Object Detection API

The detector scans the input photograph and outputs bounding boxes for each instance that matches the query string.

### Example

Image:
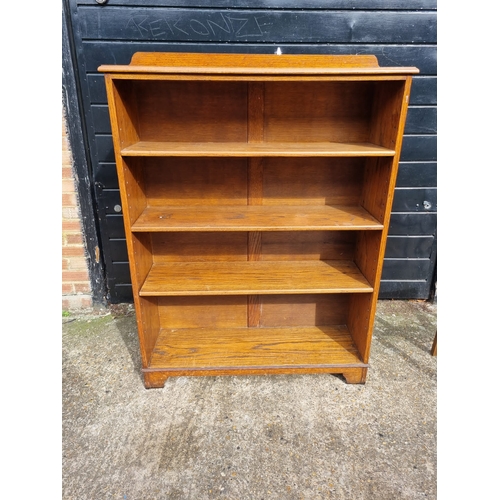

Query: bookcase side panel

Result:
[347,293,373,363]
[360,157,392,224]
[131,233,159,366]
[105,76,159,367]
[107,78,141,150]
[350,77,413,364]
[121,158,147,225]
[369,80,407,150]
[137,296,161,367]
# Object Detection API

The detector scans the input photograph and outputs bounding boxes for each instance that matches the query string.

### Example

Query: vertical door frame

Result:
[62,1,107,306]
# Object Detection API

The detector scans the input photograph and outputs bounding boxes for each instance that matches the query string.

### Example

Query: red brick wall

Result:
[62,106,93,311]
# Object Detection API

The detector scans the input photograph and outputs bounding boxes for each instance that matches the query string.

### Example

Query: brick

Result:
[62,246,86,258]
[62,179,76,194]
[66,258,89,271]
[65,233,84,245]
[62,167,74,180]
[62,270,90,283]
[74,283,91,294]
[62,193,77,208]
[62,150,72,165]
[62,295,93,312]
[62,220,83,232]
[62,207,80,220]
[62,110,92,313]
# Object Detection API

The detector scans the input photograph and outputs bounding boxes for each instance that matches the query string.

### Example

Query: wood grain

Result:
[121,141,395,157]
[157,296,247,329]
[105,76,156,367]
[142,157,247,206]
[260,294,349,327]
[100,52,416,386]
[248,82,264,143]
[131,205,384,232]
[348,293,373,363]
[149,325,365,370]
[247,82,265,326]
[264,81,373,143]
[143,366,368,387]
[130,53,382,70]
[262,157,365,206]
[136,296,161,366]
[261,231,357,261]
[431,332,437,356]
[369,80,406,150]
[107,78,140,150]
[98,52,419,75]
[120,158,147,225]
[150,232,247,263]
[354,231,383,286]
[361,157,392,222]
[133,80,248,143]
[140,260,373,296]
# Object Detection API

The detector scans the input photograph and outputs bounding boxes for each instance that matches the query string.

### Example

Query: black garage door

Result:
[63,0,437,303]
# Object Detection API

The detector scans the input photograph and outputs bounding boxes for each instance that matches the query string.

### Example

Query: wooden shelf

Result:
[140,260,373,296]
[121,141,395,157]
[148,325,366,372]
[131,205,384,232]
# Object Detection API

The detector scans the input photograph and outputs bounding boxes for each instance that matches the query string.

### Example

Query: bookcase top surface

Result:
[98,52,419,76]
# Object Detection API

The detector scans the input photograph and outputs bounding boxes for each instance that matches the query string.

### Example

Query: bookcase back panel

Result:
[156,294,350,329]
[151,232,248,262]
[261,231,356,261]
[118,80,248,143]
[139,157,369,208]
[113,78,406,148]
[262,158,365,206]
[260,294,349,327]
[264,81,374,143]
[150,231,357,263]
[158,296,248,329]
[143,158,248,206]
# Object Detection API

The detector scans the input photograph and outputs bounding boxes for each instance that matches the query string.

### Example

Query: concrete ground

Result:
[62,299,437,500]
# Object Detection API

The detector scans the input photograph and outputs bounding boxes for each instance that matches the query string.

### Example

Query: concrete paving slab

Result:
[63,299,437,500]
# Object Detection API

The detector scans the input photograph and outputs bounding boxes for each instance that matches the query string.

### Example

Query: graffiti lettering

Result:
[126,13,272,40]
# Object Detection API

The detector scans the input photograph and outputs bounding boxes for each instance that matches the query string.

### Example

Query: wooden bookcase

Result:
[99,52,418,388]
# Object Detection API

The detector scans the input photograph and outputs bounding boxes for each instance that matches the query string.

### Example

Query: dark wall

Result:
[65,0,437,302]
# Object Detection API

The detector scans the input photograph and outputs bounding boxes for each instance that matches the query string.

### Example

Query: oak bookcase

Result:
[99,52,418,388]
